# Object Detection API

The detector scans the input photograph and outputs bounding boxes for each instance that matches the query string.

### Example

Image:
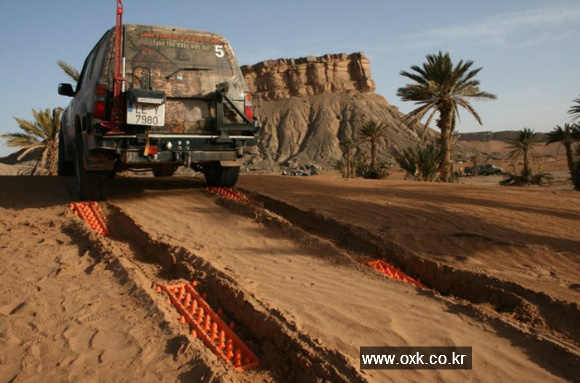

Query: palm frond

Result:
[57,60,80,82]
[11,117,44,138]
[455,99,482,125]
[569,96,580,122]
[546,125,568,145]
[0,132,41,147]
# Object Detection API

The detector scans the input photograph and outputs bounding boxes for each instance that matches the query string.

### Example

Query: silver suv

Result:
[58,24,258,200]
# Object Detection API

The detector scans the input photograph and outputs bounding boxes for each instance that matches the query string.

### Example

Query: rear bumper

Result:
[100,133,257,151]
[120,149,242,166]
[84,132,257,169]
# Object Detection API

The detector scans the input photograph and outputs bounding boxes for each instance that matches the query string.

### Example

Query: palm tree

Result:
[339,138,357,178]
[506,128,538,179]
[569,95,580,122]
[397,51,496,181]
[1,108,63,175]
[468,152,480,176]
[356,120,389,170]
[546,123,580,189]
[57,60,80,82]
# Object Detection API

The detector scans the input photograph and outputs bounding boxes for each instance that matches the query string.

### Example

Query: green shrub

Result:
[500,172,553,186]
[394,143,444,181]
[358,163,390,179]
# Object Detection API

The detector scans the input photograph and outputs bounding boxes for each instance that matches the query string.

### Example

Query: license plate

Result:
[127,101,165,127]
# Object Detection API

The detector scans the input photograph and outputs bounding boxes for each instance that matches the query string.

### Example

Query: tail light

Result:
[94,101,106,119]
[94,86,107,119]
[244,92,253,121]
[145,145,157,156]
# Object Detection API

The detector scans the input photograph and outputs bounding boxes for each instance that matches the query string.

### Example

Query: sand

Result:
[0,165,578,383]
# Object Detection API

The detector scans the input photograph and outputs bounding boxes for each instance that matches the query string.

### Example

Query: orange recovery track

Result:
[363,260,427,289]
[204,187,252,203]
[155,281,259,372]
[69,202,109,236]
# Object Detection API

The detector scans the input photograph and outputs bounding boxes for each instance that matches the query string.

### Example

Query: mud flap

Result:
[82,151,115,171]
[80,132,115,171]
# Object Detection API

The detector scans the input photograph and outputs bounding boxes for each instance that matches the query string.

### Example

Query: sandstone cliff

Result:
[241,52,434,171]
[241,53,375,102]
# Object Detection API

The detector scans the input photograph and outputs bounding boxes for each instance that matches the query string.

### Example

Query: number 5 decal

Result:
[215,45,224,58]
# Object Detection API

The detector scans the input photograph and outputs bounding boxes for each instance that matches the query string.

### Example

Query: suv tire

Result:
[57,129,74,177]
[74,136,109,201]
[203,162,240,187]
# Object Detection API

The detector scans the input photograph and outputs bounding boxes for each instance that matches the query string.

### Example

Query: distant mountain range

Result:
[457,131,549,143]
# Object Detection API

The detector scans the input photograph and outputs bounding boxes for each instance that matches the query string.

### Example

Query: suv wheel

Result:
[202,162,240,187]
[74,136,109,201]
[57,130,74,177]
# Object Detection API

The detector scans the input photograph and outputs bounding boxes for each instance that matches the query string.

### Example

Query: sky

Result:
[0,0,578,157]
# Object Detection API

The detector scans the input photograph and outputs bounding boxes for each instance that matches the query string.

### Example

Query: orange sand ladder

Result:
[155,281,260,372]
[363,260,427,289]
[69,202,109,236]
[204,187,252,203]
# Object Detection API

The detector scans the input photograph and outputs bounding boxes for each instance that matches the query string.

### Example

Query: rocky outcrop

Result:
[242,91,428,171]
[241,53,375,103]
[241,52,434,171]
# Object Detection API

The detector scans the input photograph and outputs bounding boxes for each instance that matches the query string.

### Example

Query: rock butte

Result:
[240,52,434,170]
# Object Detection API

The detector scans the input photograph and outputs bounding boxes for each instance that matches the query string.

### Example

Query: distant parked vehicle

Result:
[478,164,506,175]
[282,170,309,176]
[282,163,319,176]
[465,164,505,176]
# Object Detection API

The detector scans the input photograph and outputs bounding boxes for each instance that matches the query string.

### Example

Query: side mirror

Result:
[58,83,75,97]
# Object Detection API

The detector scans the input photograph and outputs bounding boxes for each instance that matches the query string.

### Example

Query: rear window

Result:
[123,26,240,97]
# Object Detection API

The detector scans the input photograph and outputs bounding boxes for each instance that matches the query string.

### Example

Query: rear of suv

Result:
[58,24,258,200]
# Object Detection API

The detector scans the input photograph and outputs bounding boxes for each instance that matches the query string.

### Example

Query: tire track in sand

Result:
[105,182,574,383]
